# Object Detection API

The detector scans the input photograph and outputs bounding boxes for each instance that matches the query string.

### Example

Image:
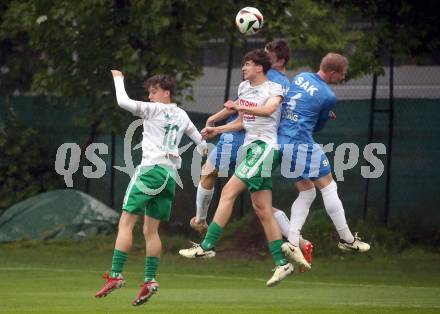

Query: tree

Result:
[0,0,363,110]
[323,0,440,225]
[0,0,237,133]
[0,0,239,207]
[0,99,63,211]
[325,0,440,75]
[0,0,359,203]
[254,0,362,71]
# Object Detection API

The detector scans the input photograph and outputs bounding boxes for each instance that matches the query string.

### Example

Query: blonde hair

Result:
[320,53,348,73]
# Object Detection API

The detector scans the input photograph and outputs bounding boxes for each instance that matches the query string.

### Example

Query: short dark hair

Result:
[242,49,271,74]
[143,74,175,97]
[265,39,290,65]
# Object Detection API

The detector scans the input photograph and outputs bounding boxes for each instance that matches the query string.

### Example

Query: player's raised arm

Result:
[111,70,139,115]
[229,95,282,117]
[205,100,238,127]
[202,113,244,139]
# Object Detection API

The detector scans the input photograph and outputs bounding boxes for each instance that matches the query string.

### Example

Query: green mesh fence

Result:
[1,96,439,232]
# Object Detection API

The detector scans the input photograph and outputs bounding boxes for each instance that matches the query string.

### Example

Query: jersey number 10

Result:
[163,124,179,150]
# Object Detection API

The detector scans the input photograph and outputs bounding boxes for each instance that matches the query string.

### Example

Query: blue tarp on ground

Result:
[0,189,119,242]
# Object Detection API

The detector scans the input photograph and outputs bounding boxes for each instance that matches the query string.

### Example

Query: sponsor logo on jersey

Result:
[239,98,258,121]
[281,111,298,122]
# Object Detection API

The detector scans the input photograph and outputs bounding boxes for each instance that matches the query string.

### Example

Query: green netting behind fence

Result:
[1,96,439,231]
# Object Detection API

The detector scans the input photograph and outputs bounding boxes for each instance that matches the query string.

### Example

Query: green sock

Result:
[268,240,287,266]
[201,222,224,250]
[144,256,160,282]
[110,249,128,278]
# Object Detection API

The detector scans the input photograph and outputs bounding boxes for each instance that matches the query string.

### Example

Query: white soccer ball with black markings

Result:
[235,7,264,35]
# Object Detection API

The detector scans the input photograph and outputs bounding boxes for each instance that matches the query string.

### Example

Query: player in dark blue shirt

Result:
[278,53,370,268]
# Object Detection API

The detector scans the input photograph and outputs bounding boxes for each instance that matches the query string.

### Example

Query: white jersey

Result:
[113,76,205,169]
[237,80,283,148]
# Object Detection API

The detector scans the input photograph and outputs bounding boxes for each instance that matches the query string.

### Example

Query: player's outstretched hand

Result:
[201,126,218,140]
[224,100,237,111]
[201,127,208,139]
[111,70,123,77]
[329,111,336,120]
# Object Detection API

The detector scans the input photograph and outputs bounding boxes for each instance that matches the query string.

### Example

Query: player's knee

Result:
[296,179,315,191]
[221,183,234,196]
[320,181,343,214]
[143,224,158,238]
[320,180,337,196]
[252,202,271,221]
[253,204,263,218]
[298,187,317,202]
[142,224,149,238]
[200,170,218,190]
[219,189,236,204]
[201,162,218,176]
[118,212,137,230]
[254,207,271,222]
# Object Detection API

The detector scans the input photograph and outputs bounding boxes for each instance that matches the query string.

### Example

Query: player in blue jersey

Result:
[265,40,314,270]
[277,53,370,267]
[265,40,290,96]
[189,40,290,234]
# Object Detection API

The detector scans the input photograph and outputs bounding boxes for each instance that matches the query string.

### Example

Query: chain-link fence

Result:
[1,57,439,234]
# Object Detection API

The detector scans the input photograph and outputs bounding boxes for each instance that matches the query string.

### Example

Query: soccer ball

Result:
[235,7,264,35]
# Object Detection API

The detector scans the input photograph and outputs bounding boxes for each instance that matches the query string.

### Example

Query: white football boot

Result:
[266,263,294,287]
[281,242,311,271]
[179,242,216,259]
[338,233,370,252]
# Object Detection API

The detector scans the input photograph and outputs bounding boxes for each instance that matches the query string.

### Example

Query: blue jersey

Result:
[278,72,336,143]
[267,69,290,96]
[221,112,245,143]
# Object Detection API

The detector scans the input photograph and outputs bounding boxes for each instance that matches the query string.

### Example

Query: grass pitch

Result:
[0,237,439,314]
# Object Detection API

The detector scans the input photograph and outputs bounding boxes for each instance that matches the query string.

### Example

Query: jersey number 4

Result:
[287,93,302,111]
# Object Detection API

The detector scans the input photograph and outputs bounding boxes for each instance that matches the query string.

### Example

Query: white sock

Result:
[288,188,316,246]
[196,183,214,222]
[273,209,290,238]
[320,181,354,243]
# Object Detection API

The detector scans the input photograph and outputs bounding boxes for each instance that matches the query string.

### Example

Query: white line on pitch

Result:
[0,267,438,291]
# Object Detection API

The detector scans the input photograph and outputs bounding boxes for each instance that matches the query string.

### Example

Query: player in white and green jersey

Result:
[187,40,314,272]
[179,49,294,287]
[95,70,207,306]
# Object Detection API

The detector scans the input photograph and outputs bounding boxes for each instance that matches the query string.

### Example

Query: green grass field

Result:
[1,237,439,314]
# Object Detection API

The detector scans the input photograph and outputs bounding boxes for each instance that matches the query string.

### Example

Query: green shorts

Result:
[234,140,279,193]
[122,165,176,221]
